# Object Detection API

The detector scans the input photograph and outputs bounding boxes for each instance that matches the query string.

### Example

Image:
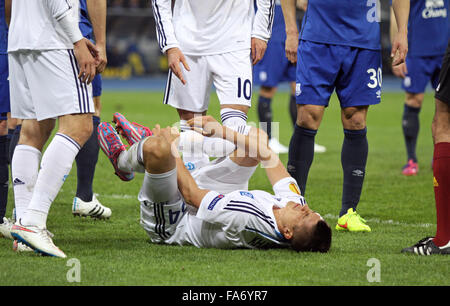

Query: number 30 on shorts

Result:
[367,67,382,89]
[237,77,252,100]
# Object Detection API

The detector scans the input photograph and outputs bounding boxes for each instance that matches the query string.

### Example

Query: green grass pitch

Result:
[0,90,448,286]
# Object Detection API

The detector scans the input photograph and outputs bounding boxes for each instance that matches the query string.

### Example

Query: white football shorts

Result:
[8,49,94,121]
[138,156,257,242]
[163,49,253,112]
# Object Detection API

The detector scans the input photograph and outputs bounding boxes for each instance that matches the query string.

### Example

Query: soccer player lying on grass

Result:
[98,114,331,252]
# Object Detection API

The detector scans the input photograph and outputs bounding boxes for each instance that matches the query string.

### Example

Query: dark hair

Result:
[291,220,332,253]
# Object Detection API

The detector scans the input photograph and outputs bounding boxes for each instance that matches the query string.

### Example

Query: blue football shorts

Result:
[295,40,382,108]
[92,73,102,98]
[253,39,296,88]
[402,54,443,94]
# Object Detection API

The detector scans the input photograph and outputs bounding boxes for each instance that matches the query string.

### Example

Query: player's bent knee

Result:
[142,136,175,174]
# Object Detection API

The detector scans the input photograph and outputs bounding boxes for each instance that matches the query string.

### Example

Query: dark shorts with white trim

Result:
[435,41,450,106]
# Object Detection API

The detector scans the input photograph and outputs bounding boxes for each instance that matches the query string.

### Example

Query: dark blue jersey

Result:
[406,0,448,56]
[0,0,8,55]
[300,0,381,51]
[79,0,94,41]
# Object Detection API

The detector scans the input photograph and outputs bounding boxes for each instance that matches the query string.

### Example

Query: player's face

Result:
[284,202,321,232]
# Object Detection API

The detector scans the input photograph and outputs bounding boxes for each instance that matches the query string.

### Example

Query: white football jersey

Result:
[166,178,307,249]
[151,0,275,55]
[8,0,80,52]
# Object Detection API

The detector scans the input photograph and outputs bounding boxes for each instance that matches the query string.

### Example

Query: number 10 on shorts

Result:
[237,77,252,100]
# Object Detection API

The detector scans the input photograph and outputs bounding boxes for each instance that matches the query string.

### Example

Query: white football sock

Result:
[11,145,42,221]
[117,139,146,173]
[220,108,251,135]
[22,133,80,227]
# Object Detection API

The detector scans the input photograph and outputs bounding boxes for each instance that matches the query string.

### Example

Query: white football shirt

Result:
[166,178,307,249]
[151,0,275,55]
[8,0,80,52]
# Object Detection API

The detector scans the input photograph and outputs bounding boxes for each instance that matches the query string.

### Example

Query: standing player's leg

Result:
[334,47,382,232]
[11,119,54,223]
[8,116,22,163]
[164,55,212,169]
[209,50,252,134]
[399,56,442,176]
[0,115,10,238]
[73,74,111,219]
[339,106,369,222]
[402,47,450,255]
[430,99,450,252]
[288,41,337,196]
[401,92,423,175]
[0,52,11,237]
[253,40,289,154]
[288,104,325,196]
[10,49,95,258]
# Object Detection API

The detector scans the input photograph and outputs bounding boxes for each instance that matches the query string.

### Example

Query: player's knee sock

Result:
[22,133,80,227]
[0,135,8,220]
[289,95,297,126]
[118,139,146,173]
[220,108,248,129]
[340,128,368,217]
[287,125,316,195]
[402,104,420,163]
[9,124,21,164]
[6,128,13,164]
[75,116,100,202]
[257,96,272,139]
[432,142,450,247]
[11,145,41,221]
[179,120,209,169]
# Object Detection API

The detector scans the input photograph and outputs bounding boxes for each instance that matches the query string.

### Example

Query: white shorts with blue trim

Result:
[163,49,253,113]
[8,49,94,121]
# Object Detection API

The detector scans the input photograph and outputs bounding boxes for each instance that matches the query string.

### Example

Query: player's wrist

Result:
[285,28,299,37]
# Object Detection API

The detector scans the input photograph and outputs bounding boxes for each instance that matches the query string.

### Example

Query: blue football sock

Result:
[289,95,297,126]
[402,104,420,163]
[287,125,317,195]
[340,128,368,217]
[0,135,9,220]
[9,124,21,164]
[75,116,100,202]
[257,96,272,139]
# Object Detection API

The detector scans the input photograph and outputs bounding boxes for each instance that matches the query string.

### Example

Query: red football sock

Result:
[432,142,450,247]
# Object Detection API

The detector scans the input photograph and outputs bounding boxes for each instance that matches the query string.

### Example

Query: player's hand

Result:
[285,33,298,64]
[95,42,108,74]
[74,38,99,84]
[391,30,408,67]
[167,47,190,85]
[152,124,181,157]
[392,62,407,79]
[187,116,224,139]
[251,38,267,65]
